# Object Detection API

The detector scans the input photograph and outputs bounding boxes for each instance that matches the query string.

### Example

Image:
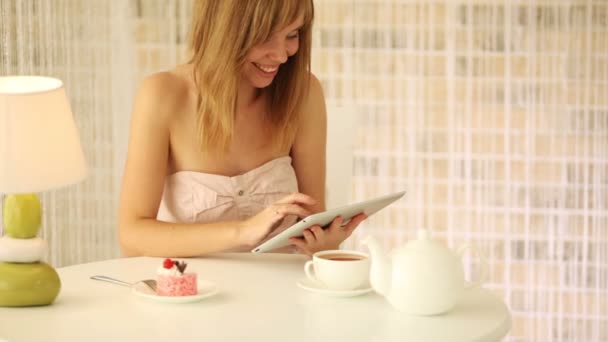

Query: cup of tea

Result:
[304,250,370,291]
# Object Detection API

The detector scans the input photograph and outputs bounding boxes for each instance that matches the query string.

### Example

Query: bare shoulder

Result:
[292,72,327,147]
[133,67,194,124]
[301,72,327,123]
[307,72,324,101]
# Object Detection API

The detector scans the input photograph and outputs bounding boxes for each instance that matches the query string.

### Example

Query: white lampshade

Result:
[0,76,87,193]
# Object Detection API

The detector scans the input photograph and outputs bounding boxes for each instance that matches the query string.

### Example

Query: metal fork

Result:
[90,275,157,291]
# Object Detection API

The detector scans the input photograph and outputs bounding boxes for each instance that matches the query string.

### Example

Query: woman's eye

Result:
[287,31,300,39]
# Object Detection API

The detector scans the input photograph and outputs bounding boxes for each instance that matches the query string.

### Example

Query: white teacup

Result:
[304,250,370,291]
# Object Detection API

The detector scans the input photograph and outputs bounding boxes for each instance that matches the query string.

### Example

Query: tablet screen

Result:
[252,190,406,253]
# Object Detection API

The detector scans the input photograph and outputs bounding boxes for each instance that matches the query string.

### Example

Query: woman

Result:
[118,0,366,257]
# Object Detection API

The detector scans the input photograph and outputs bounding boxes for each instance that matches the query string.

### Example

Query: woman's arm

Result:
[289,74,367,255]
[290,74,327,214]
[118,74,239,256]
[118,74,314,257]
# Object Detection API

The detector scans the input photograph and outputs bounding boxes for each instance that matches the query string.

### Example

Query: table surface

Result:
[0,253,511,342]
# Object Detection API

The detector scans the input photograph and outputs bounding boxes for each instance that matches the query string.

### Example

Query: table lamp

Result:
[0,76,87,306]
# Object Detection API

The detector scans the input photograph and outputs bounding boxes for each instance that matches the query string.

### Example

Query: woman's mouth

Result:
[253,62,279,76]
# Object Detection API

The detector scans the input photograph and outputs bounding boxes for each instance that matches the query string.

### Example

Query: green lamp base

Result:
[0,262,61,307]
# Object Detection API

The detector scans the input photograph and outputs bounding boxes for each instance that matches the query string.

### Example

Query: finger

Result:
[310,225,325,243]
[289,238,308,253]
[289,239,312,256]
[327,216,344,232]
[275,192,317,206]
[275,204,311,218]
[343,213,367,235]
[302,229,316,244]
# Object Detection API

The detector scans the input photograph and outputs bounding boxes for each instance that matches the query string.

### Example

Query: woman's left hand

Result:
[288,213,367,256]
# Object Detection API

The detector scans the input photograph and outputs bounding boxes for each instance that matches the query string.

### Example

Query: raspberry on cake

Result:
[156,259,197,296]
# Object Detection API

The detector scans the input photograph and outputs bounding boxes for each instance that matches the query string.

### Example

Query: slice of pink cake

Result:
[156,259,197,296]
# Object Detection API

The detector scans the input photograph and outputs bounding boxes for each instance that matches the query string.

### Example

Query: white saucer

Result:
[297,278,373,297]
[132,279,218,303]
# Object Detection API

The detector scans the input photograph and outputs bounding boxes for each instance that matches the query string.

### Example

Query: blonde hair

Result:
[189,0,315,153]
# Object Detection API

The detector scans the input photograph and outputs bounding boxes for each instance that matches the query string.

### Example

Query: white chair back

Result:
[325,106,357,209]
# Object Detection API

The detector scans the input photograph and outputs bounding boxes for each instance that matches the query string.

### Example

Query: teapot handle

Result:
[457,244,488,289]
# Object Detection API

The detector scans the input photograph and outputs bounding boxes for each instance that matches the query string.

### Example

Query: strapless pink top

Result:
[157,156,298,251]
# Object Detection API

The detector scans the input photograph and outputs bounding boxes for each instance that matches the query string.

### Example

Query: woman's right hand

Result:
[237,192,317,247]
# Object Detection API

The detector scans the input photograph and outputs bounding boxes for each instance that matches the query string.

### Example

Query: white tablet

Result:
[251,190,406,253]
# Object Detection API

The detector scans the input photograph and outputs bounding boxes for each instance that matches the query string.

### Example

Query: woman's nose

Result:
[267,38,288,63]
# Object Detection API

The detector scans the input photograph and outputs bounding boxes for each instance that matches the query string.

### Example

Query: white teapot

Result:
[362,229,487,315]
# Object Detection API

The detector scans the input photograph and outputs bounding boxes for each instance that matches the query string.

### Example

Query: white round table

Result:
[0,253,511,341]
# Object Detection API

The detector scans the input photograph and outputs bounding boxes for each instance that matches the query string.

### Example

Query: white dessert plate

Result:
[296,278,373,298]
[132,279,218,303]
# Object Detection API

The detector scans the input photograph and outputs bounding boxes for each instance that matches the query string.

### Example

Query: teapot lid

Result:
[395,228,453,260]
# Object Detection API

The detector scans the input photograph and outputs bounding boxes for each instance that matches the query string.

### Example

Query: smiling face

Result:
[187,0,314,153]
[242,17,304,89]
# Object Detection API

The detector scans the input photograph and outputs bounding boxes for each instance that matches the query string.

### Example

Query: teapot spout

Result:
[362,236,392,297]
